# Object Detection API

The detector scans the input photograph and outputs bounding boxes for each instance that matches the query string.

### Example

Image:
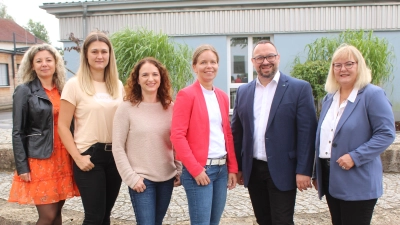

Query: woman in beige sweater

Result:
[112,57,181,225]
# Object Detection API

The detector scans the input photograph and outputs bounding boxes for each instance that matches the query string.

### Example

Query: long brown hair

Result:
[76,31,120,98]
[124,57,172,109]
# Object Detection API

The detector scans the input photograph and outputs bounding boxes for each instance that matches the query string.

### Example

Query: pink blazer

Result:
[171,81,238,177]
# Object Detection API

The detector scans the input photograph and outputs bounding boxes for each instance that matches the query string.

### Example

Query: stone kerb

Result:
[381,137,400,173]
[0,143,13,171]
[0,131,399,172]
[0,128,13,171]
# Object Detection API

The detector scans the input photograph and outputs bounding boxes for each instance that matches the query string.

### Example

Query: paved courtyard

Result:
[1,113,400,224]
[1,170,400,224]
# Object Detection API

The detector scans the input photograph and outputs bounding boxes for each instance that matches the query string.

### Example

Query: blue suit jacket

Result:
[231,73,317,191]
[315,84,395,200]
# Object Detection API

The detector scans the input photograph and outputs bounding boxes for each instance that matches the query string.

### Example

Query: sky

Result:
[1,0,74,48]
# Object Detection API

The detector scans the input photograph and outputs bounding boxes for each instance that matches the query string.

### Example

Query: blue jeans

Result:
[128,177,174,225]
[181,164,228,225]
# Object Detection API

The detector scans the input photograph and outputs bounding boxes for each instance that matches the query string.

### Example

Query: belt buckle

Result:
[206,157,226,166]
[104,144,112,151]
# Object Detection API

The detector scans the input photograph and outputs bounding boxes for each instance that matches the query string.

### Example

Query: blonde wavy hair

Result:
[325,44,372,93]
[18,44,65,91]
[76,31,120,98]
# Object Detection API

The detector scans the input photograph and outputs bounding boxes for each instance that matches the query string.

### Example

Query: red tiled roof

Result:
[0,18,45,44]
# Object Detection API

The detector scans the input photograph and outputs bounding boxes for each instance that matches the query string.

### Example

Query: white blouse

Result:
[319,88,358,158]
[201,84,227,159]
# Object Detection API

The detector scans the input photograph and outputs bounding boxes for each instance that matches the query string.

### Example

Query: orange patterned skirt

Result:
[8,144,80,205]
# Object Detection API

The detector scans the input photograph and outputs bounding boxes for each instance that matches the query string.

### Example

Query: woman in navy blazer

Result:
[313,44,395,225]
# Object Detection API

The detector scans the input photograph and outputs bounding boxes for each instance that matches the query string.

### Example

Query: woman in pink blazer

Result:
[171,44,238,225]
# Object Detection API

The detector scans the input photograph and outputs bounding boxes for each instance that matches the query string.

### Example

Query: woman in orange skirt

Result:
[9,44,79,225]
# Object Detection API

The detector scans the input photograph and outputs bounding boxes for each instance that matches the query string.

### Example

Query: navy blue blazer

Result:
[315,84,395,201]
[231,72,317,191]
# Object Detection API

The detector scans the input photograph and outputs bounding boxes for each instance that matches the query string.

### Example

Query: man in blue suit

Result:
[231,40,317,225]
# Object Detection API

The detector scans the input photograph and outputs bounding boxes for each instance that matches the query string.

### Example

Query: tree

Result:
[110,28,194,94]
[24,19,51,44]
[291,30,395,114]
[64,32,82,53]
[0,3,14,21]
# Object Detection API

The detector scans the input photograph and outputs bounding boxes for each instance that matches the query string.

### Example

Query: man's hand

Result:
[296,174,312,192]
[236,171,244,185]
[312,179,318,191]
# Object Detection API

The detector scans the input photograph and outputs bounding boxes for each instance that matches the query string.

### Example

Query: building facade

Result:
[41,0,400,119]
[0,19,45,110]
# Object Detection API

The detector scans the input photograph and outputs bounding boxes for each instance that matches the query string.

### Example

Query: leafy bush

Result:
[304,30,395,86]
[291,60,330,114]
[110,28,194,94]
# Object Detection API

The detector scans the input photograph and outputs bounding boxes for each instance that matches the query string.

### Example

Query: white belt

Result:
[206,157,226,166]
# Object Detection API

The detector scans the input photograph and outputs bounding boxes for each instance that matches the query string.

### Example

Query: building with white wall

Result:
[41,0,400,119]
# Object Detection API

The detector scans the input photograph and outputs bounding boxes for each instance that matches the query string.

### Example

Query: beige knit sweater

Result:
[112,101,182,189]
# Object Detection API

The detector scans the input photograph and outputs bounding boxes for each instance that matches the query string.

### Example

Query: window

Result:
[228,36,271,111]
[0,64,10,86]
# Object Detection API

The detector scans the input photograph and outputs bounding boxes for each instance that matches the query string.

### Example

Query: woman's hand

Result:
[194,168,210,186]
[336,154,355,170]
[227,173,237,190]
[133,177,146,193]
[174,174,181,187]
[19,172,31,182]
[74,155,94,171]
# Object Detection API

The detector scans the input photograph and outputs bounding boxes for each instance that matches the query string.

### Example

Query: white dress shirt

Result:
[253,71,280,161]
[319,88,359,158]
[201,84,227,159]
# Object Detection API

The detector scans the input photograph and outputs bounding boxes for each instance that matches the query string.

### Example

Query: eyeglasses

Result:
[253,54,278,64]
[332,61,357,71]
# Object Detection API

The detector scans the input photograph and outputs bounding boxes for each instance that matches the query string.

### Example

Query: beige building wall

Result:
[0,53,22,110]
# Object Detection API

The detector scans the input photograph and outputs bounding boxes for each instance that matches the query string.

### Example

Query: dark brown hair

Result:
[253,40,279,55]
[124,57,172,110]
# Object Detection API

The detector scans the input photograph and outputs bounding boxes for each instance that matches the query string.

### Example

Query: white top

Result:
[319,88,358,158]
[61,77,124,152]
[200,84,227,159]
[253,71,280,161]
